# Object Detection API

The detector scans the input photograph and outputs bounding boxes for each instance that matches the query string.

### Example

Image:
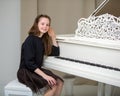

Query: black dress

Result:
[17,35,63,94]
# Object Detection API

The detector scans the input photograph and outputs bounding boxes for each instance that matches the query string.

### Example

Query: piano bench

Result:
[4,79,33,96]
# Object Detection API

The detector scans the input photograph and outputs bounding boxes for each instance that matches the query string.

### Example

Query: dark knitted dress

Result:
[17,35,63,94]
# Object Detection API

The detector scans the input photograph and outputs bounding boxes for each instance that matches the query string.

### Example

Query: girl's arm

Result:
[48,27,60,56]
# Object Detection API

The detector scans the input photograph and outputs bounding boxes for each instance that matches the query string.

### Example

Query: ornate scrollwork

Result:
[75,13,120,40]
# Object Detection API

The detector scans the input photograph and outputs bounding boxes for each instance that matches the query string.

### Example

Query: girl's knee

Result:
[57,79,64,87]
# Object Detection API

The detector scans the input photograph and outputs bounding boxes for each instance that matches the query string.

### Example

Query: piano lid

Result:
[91,0,120,17]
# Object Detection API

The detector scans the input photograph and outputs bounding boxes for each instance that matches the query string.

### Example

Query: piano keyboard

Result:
[44,56,120,87]
[55,56,120,72]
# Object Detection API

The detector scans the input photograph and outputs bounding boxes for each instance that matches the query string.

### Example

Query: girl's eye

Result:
[46,24,50,26]
[41,23,49,26]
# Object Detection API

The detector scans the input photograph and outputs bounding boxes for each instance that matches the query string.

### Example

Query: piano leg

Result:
[63,75,75,96]
[97,82,104,96]
[97,82,113,96]
[105,84,112,96]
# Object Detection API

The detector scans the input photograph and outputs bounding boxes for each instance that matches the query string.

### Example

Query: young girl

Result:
[17,14,64,96]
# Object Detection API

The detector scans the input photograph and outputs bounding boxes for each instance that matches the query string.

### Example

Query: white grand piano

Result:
[44,0,120,96]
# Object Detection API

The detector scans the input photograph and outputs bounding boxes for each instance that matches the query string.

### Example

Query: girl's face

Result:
[38,17,50,34]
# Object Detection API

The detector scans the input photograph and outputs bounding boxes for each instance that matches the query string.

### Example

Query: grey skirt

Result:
[17,68,63,94]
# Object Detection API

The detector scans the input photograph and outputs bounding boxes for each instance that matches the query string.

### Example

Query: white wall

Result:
[0,0,20,95]
[21,0,37,44]
[83,0,95,17]
[38,0,82,34]
[38,0,95,35]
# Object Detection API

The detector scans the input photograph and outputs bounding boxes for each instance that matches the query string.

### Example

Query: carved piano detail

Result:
[44,0,120,96]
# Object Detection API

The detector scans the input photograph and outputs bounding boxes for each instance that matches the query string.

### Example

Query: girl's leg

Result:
[44,79,63,96]
[44,85,57,96]
[54,79,64,96]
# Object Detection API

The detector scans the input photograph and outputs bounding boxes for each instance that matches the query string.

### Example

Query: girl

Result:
[17,14,64,96]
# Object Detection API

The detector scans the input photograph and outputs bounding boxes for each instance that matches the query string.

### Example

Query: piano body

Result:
[44,0,120,95]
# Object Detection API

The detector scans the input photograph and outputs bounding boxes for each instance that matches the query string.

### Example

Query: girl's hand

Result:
[48,27,58,46]
[34,68,57,86]
[48,27,56,39]
[44,75,56,87]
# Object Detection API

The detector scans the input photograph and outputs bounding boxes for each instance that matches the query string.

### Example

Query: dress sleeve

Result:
[49,45,60,56]
[23,37,38,72]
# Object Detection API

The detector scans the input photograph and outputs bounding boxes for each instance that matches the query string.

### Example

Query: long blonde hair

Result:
[28,14,52,55]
